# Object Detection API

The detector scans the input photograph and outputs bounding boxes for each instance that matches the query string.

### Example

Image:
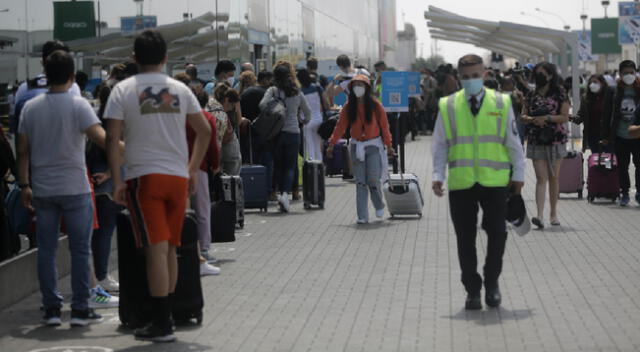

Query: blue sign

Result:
[619,2,640,17]
[121,16,157,33]
[619,16,640,45]
[381,71,409,112]
[406,72,422,97]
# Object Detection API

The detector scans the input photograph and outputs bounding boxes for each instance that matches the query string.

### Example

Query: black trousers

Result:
[614,137,640,195]
[449,184,508,295]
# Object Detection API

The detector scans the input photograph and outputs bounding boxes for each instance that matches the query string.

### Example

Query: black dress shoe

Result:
[485,287,502,308]
[465,293,482,310]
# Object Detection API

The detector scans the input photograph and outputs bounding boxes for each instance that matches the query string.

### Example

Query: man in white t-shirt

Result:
[104,30,211,343]
[327,54,371,98]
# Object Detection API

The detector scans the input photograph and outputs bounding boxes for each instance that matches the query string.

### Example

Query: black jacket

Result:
[576,86,615,151]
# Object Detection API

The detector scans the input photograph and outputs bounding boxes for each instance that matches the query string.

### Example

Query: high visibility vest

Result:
[438,88,511,191]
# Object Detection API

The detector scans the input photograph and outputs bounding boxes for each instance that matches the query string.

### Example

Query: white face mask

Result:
[623,74,636,86]
[226,76,235,86]
[353,86,366,98]
[589,82,602,93]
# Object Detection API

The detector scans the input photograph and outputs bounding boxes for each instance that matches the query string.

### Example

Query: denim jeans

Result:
[351,145,385,221]
[274,132,300,193]
[33,193,93,311]
[92,194,122,281]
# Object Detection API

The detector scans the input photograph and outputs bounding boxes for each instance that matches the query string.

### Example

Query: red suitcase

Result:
[587,153,619,203]
[559,150,584,198]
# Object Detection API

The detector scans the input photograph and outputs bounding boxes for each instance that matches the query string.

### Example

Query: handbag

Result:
[251,89,286,141]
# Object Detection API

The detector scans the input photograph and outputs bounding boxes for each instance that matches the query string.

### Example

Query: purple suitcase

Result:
[587,153,619,203]
[325,139,346,177]
[559,150,584,198]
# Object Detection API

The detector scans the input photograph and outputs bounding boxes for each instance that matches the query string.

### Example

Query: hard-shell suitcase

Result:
[303,159,326,209]
[240,132,268,212]
[211,173,241,241]
[587,153,619,203]
[117,210,203,328]
[173,211,204,325]
[325,139,346,177]
[559,150,584,198]
[383,127,424,218]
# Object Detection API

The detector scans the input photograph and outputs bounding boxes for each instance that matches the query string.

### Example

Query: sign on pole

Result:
[381,71,409,112]
[576,31,599,61]
[121,16,158,33]
[406,72,422,97]
[53,1,96,41]
[591,18,622,54]
[618,2,640,45]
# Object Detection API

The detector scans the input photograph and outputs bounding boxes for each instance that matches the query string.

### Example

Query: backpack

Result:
[11,76,48,133]
[4,187,36,254]
[251,88,286,141]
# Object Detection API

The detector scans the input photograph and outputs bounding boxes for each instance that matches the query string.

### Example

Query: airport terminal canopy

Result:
[67,12,223,64]
[424,5,581,110]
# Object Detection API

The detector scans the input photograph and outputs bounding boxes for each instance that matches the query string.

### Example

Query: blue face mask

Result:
[461,78,484,96]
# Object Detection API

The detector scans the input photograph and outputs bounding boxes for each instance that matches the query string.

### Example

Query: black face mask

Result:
[535,72,548,87]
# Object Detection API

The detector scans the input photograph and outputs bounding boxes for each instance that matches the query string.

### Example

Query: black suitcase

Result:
[303,159,325,209]
[211,173,245,229]
[172,211,204,325]
[117,210,204,328]
[340,142,354,180]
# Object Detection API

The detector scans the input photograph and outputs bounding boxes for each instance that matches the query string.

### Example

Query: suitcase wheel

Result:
[390,214,395,219]
[578,190,583,199]
[418,213,422,218]
[196,312,203,325]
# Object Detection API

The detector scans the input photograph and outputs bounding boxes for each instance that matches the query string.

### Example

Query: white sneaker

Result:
[375,209,384,219]
[98,276,119,293]
[357,218,368,224]
[89,286,119,309]
[200,262,221,276]
[278,193,290,213]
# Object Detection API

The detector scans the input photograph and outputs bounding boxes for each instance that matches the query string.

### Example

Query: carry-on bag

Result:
[239,132,268,212]
[559,135,584,198]
[587,152,619,203]
[302,156,326,209]
[172,211,204,325]
[324,139,346,177]
[211,173,244,229]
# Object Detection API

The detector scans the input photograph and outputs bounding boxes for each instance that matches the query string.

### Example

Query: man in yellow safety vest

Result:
[431,54,525,310]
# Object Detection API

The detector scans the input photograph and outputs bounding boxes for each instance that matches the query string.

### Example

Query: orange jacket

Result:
[329,99,393,147]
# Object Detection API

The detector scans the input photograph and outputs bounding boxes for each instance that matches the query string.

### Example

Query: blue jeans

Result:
[92,195,121,281]
[351,145,385,221]
[33,193,93,311]
[274,132,300,193]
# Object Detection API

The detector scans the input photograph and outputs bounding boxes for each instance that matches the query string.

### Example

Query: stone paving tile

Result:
[1,136,639,352]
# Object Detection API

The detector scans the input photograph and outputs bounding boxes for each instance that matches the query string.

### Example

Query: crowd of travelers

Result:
[0,28,639,343]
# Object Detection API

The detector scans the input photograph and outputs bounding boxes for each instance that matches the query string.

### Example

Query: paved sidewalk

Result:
[1,136,639,352]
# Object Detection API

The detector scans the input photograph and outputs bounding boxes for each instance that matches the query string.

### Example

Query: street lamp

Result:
[602,1,610,18]
[535,7,570,30]
[0,8,9,12]
[520,11,550,27]
[580,14,588,32]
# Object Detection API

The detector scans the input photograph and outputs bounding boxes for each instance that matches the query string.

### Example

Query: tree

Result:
[412,55,446,71]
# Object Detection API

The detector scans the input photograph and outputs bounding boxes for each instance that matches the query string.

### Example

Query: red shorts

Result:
[126,174,189,248]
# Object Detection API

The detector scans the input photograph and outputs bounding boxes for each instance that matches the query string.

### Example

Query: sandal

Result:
[531,217,544,230]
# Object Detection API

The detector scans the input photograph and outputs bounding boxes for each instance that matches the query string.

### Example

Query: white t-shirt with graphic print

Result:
[104,72,201,180]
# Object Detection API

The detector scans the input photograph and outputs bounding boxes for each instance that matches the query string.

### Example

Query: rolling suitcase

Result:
[211,173,244,229]
[341,142,354,180]
[172,211,204,325]
[383,142,424,218]
[324,139,346,177]
[587,152,619,203]
[240,133,269,212]
[117,210,203,329]
[303,160,326,209]
[211,173,241,241]
[559,140,584,198]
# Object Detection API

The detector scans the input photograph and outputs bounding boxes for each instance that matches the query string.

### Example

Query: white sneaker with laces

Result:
[200,262,221,276]
[375,209,384,219]
[89,286,119,309]
[98,276,119,293]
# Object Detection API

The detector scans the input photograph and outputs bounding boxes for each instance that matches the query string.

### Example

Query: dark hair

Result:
[185,64,198,79]
[109,63,127,81]
[306,57,318,70]
[619,60,636,72]
[215,60,236,77]
[97,83,112,120]
[42,40,69,62]
[75,70,89,91]
[484,79,499,90]
[374,60,386,69]
[44,50,75,85]
[134,30,167,65]
[532,61,561,97]
[347,83,374,124]
[214,83,240,104]
[257,70,273,83]
[273,64,299,97]
[296,68,312,88]
[457,54,483,69]
[124,61,139,77]
[173,72,191,86]
[196,90,209,108]
[336,54,351,68]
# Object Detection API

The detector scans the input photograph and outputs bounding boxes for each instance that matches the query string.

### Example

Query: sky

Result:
[0,0,621,64]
